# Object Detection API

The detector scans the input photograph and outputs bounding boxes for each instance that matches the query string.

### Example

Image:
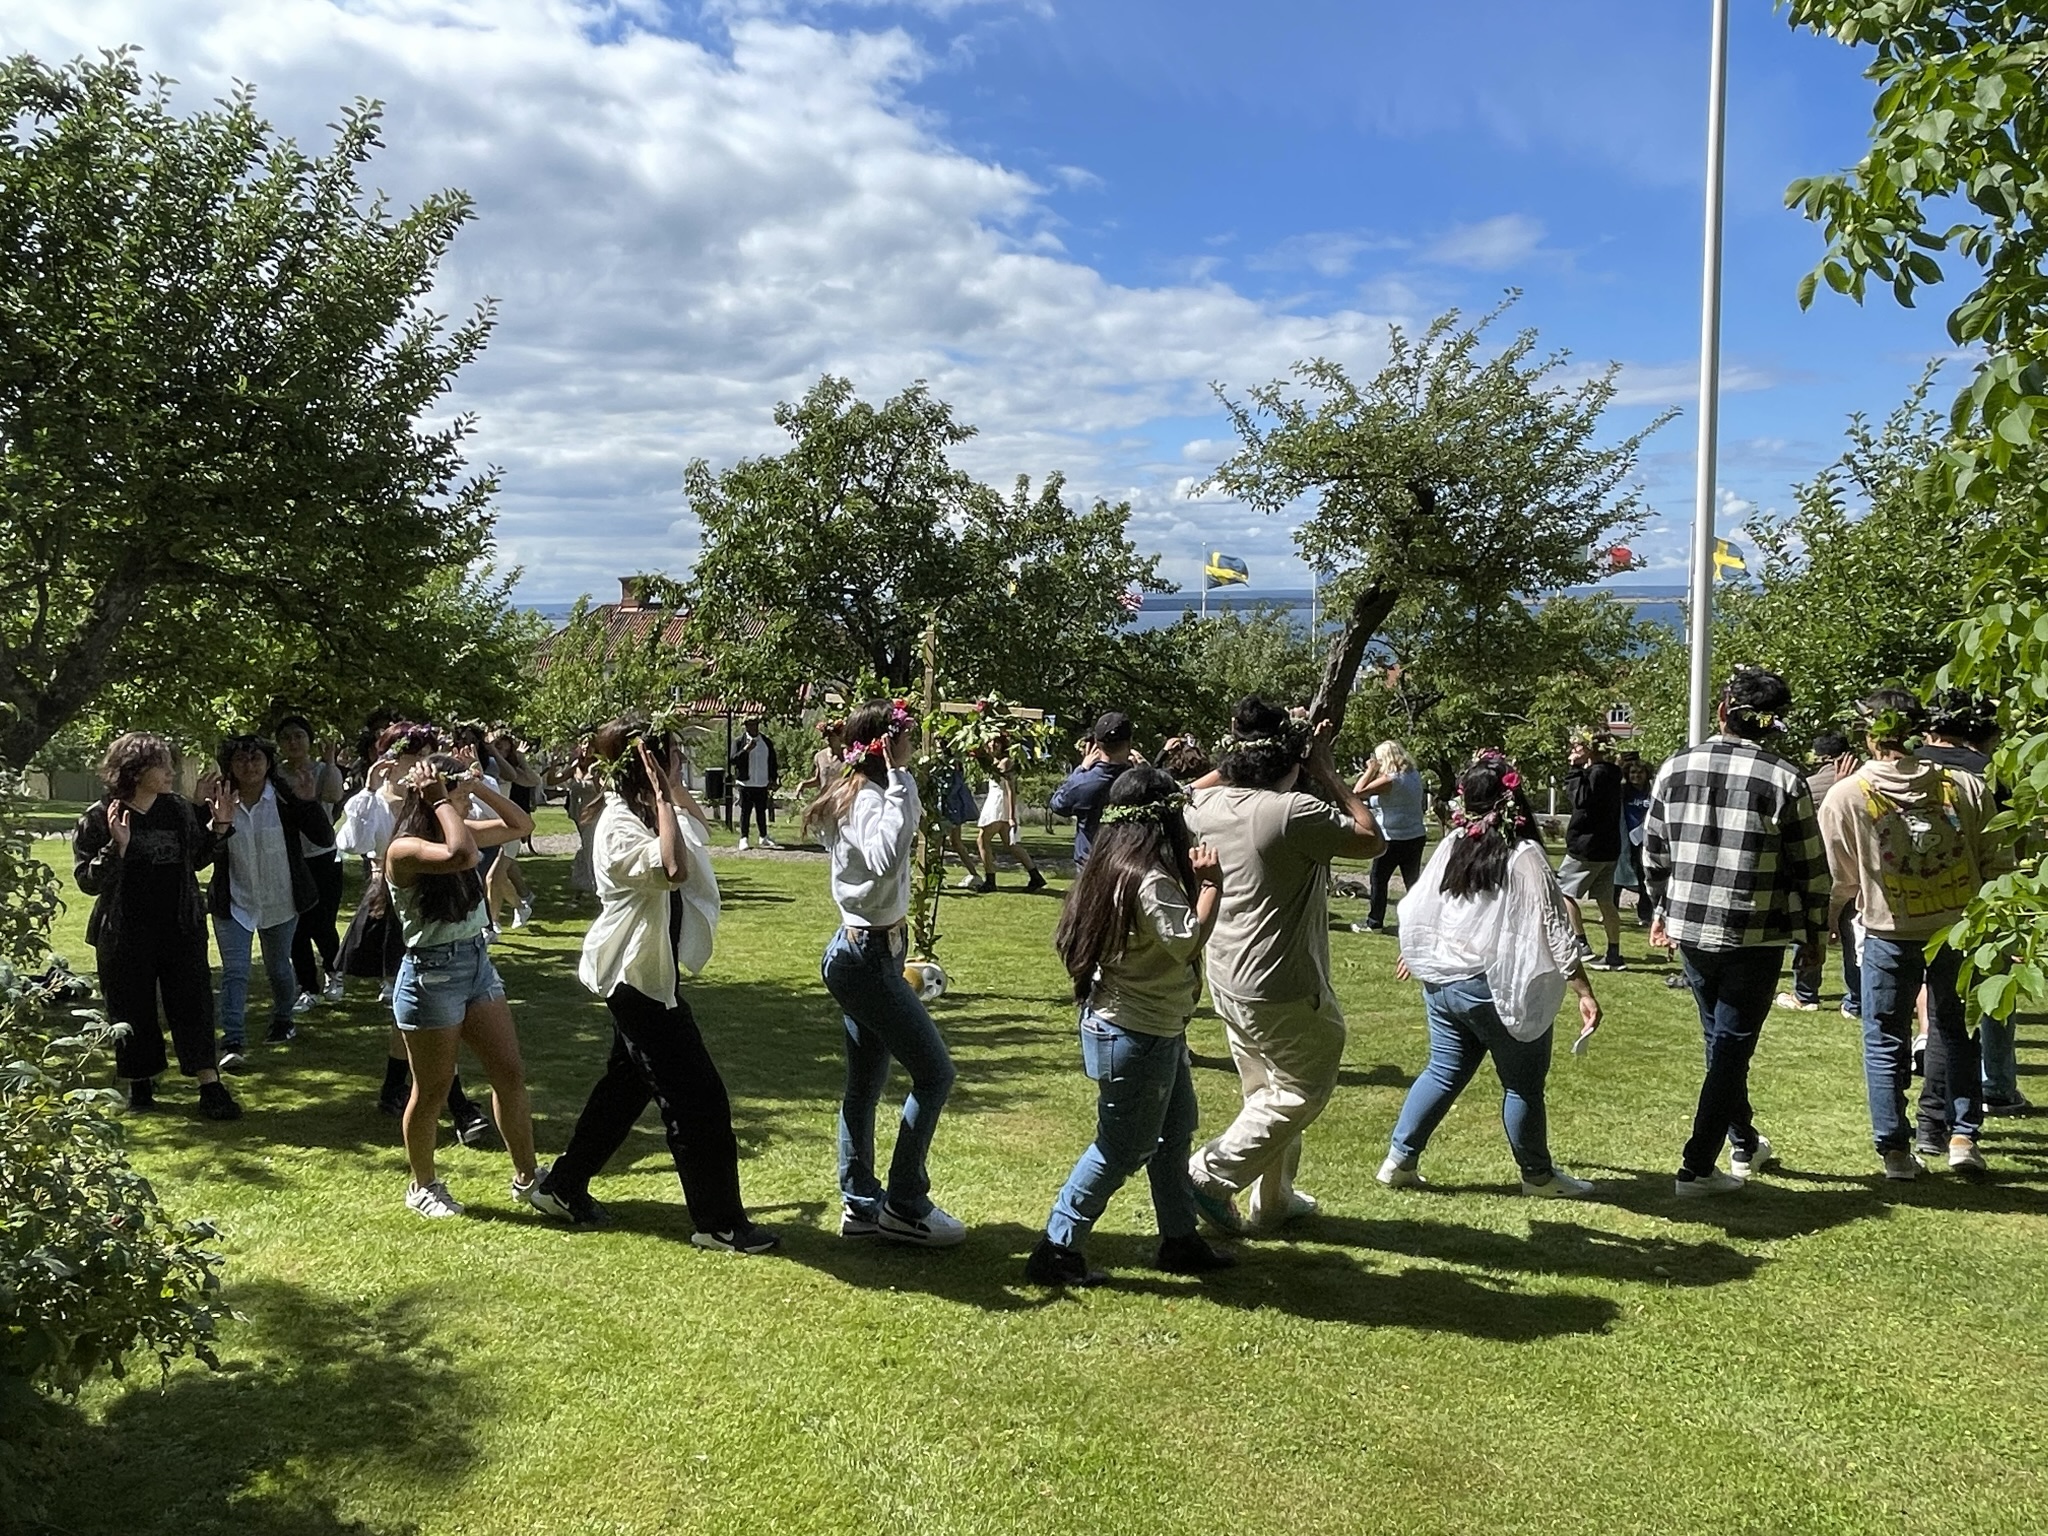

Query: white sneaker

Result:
[1246,1188,1319,1231]
[1674,1169,1746,1198]
[377,982,394,1003]
[1730,1135,1775,1179]
[1522,1169,1594,1198]
[736,837,750,851]
[1188,1168,1246,1232]
[1881,1148,1923,1181]
[1948,1136,1988,1174]
[511,898,533,929]
[876,1201,966,1247]
[760,836,780,849]
[406,1179,465,1218]
[323,972,347,1003]
[292,990,320,1015]
[954,874,979,890]
[1774,992,1819,1012]
[1376,1153,1427,1189]
[509,1166,541,1205]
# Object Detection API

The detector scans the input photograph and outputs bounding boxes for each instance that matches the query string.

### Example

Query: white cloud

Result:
[1248,229,1408,278]
[10,0,1415,599]
[1425,213,1546,272]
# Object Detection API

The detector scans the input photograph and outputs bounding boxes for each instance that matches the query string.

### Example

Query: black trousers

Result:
[1368,835,1427,927]
[97,928,216,1081]
[552,984,747,1231]
[737,785,772,839]
[292,853,345,992]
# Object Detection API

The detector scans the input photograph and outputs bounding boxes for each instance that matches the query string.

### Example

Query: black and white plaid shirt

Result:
[1641,735,1830,952]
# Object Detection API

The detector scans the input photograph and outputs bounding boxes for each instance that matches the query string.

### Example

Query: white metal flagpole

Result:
[1687,0,1730,745]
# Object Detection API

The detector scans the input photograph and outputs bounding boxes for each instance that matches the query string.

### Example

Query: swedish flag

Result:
[1712,538,1748,582]
[1204,551,1249,590]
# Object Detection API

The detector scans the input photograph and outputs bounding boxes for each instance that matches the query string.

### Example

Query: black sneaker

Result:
[452,1104,495,1148]
[127,1077,158,1111]
[1025,869,1047,893]
[978,874,996,893]
[1589,950,1627,972]
[525,1171,609,1226]
[690,1221,782,1255]
[1156,1234,1236,1274]
[218,1047,248,1073]
[1024,1235,1106,1287]
[377,1081,409,1117]
[264,1021,297,1045]
[198,1080,243,1121]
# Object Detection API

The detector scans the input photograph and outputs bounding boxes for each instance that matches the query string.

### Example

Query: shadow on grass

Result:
[1571,1160,2048,1241]
[30,1280,476,1536]
[1304,1214,1762,1287]
[771,1220,1619,1338]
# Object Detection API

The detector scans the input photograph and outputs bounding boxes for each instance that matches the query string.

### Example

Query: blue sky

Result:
[8,0,1958,602]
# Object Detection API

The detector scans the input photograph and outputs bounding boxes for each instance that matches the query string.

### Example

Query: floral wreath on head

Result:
[587,706,692,789]
[817,716,846,738]
[842,699,917,773]
[381,722,446,761]
[1448,748,1530,843]
[1720,667,1792,736]
[1219,716,1310,762]
[1099,791,1187,827]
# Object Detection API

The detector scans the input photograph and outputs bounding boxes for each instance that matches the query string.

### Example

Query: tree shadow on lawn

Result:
[30,1279,476,1536]
[1185,1048,1412,1093]
[769,1220,1619,1339]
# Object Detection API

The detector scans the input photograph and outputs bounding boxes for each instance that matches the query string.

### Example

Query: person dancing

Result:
[805,699,965,1246]
[974,729,1046,893]
[529,720,779,1253]
[382,756,541,1217]
[1026,767,1235,1287]
[72,734,242,1121]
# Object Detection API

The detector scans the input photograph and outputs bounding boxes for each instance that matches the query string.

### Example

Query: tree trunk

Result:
[0,580,148,769]
[1306,581,1399,737]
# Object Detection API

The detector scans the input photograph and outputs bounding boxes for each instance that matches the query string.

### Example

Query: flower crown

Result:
[842,701,917,773]
[382,723,446,760]
[1099,792,1187,827]
[1450,749,1528,842]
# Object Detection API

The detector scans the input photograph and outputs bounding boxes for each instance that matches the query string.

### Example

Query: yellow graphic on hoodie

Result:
[1858,770,1977,920]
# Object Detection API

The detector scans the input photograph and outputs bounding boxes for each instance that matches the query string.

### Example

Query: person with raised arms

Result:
[805,699,965,1246]
[381,755,540,1217]
[527,719,778,1253]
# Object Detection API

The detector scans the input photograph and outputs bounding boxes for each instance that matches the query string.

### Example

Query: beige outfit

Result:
[1183,785,1358,1227]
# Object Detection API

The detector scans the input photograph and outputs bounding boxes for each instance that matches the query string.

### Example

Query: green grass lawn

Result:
[27,818,2048,1536]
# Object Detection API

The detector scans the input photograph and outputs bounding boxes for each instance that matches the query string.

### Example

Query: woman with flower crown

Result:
[1024,766,1236,1287]
[802,699,966,1246]
[1377,749,1604,1197]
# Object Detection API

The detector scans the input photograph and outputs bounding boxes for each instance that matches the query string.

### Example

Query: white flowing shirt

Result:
[1397,838,1584,1041]
[828,769,921,927]
[578,797,721,1009]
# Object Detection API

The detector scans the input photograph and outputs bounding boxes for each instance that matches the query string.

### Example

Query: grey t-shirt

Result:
[1186,785,1355,1004]
[1088,867,1203,1037]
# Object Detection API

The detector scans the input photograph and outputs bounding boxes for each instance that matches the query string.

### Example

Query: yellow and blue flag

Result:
[1712,538,1747,582]
[1205,551,1249,590]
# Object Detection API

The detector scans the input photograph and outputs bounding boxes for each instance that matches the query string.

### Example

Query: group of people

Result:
[67,663,2026,1288]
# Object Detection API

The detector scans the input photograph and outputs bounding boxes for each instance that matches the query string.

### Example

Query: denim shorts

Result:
[392,933,504,1032]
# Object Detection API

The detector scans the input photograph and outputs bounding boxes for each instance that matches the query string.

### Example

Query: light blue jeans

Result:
[1046,1011,1200,1248]
[821,926,954,1219]
[213,914,298,1048]
[1389,974,1556,1179]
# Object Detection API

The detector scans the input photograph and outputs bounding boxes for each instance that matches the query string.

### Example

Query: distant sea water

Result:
[523,585,1688,637]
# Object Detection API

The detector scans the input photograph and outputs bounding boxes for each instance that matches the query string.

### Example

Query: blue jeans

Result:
[1046,1012,1199,1247]
[1794,901,1862,1010]
[213,914,298,1048]
[1676,945,1781,1174]
[1863,936,1980,1148]
[1979,1016,2020,1103]
[1389,974,1555,1179]
[821,926,955,1219]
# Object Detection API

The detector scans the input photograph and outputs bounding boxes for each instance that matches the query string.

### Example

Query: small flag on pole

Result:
[1117,587,1143,615]
[1712,537,1747,582]
[1205,552,1249,589]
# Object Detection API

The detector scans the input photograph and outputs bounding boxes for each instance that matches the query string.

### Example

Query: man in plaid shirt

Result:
[1642,667,1830,1198]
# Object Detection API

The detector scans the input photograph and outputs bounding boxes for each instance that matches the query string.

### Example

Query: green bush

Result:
[0,770,225,1528]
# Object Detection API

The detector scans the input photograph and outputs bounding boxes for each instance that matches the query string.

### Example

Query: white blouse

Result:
[577,797,721,1009]
[828,769,921,927]
[1397,838,1584,1041]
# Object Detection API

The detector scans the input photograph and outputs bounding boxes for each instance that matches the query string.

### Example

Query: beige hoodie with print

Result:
[1818,755,2003,941]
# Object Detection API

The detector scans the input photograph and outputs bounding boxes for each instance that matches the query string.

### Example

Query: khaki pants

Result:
[1190,988,1347,1227]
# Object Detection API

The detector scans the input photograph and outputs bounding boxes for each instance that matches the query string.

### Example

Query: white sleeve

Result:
[1510,843,1585,976]
[844,775,915,877]
[599,805,683,890]
[1137,872,1202,962]
[335,789,384,856]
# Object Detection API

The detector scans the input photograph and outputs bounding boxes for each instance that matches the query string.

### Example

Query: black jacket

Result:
[728,733,780,785]
[1565,761,1624,862]
[73,794,226,950]
[205,780,331,923]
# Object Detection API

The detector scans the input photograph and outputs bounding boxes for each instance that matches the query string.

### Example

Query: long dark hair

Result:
[1053,766,1198,1003]
[589,716,678,833]
[803,700,905,835]
[391,754,486,925]
[1442,754,1544,899]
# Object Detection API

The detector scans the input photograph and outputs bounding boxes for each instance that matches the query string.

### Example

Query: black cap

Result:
[1093,711,1133,747]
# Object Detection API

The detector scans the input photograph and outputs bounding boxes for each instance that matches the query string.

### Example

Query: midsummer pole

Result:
[1686,0,1730,745]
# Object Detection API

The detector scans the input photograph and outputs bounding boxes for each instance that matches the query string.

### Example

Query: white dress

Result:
[977,773,1013,829]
